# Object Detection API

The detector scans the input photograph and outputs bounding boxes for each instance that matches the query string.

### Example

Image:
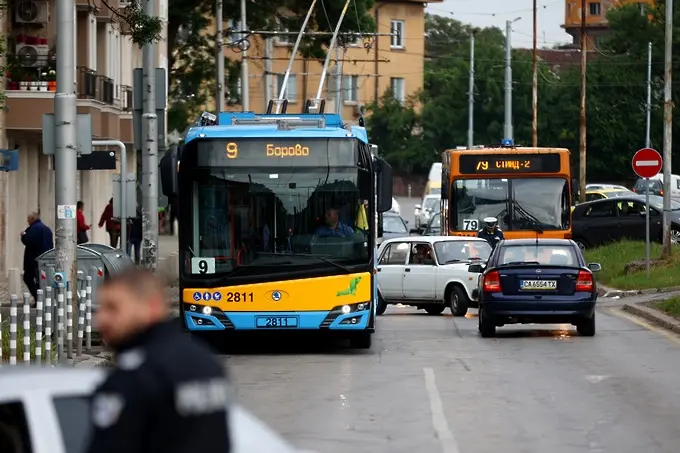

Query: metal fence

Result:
[0,278,94,366]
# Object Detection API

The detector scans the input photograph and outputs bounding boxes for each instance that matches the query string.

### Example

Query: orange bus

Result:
[441,145,575,239]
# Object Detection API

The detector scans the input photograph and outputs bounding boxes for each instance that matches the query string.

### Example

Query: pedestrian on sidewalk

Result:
[85,268,231,453]
[77,201,91,245]
[98,198,121,248]
[21,211,53,302]
[127,207,142,264]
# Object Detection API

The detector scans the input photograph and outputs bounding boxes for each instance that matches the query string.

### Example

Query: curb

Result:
[598,285,680,298]
[622,303,680,333]
[74,353,114,368]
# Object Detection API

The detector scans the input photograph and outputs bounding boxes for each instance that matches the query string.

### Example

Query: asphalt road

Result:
[224,305,680,453]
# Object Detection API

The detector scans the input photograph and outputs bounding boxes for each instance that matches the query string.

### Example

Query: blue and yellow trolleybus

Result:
[160,111,393,348]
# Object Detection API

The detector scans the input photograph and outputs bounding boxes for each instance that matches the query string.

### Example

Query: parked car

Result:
[583,188,634,202]
[585,183,629,191]
[633,176,671,197]
[376,236,492,316]
[0,367,305,453]
[571,194,680,250]
[414,194,440,227]
[382,212,410,240]
[470,238,601,338]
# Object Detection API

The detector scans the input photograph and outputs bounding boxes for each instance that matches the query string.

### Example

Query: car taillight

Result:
[632,188,637,192]
[483,270,502,292]
[575,270,593,291]
[660,189,664,195]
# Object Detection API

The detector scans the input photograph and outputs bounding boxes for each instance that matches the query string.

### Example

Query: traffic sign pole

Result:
[632,147,663,278]
[646,178,650,277]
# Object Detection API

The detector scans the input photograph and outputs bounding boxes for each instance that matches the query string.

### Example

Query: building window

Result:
[276,74,297,102]
[390,77,405,103]
[390,20,404,48]
[343,75,359,103]
[274,18,291,45]
[589,2,601,15]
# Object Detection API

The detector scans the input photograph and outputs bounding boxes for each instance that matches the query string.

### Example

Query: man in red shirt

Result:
[77,201,91,244]
[98,198,121,247]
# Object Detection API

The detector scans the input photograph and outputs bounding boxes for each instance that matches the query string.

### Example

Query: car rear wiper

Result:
[256,252,354,274]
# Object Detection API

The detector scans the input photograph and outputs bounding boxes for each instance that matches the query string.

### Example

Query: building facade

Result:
[562,0,654,49]
[0,0,168,275]
[223,0,440,120]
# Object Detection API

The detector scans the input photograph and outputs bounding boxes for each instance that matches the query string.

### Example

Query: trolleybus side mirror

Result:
[376,157,393,213]
[160,145,179,197]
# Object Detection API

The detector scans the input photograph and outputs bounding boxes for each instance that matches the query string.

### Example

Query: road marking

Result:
[609,309,680,346]
[423,368,460,453]
[636,160,660,166]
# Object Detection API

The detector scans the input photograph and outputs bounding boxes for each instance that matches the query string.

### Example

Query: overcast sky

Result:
[425,0,573,48]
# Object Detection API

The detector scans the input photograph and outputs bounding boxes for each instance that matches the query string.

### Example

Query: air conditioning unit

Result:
[16,44,49,67]
[15,0,50,24]
[354,103,365,116]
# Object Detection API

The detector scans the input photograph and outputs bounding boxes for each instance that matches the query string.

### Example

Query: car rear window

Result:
[635,179,662,190]
[499,245,578,266]
[53,396,91,453]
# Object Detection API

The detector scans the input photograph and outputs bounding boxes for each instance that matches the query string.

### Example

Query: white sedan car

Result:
[0,367,308,453]
[376,236,492,316]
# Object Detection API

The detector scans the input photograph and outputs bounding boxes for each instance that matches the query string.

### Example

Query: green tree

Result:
[166,0,377,133]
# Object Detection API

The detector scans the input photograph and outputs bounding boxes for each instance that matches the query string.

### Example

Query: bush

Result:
[1,319,57,363]
[584,240,680,290]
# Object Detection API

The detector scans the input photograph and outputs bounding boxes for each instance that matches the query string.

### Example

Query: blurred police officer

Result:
[477,216,504,250]
[84,268,230,453]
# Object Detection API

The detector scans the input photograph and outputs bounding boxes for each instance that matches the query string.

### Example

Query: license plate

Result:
[520,280,557,290]
[255,316,298,328]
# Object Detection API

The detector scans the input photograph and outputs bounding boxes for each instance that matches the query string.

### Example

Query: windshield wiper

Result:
[256,252,354,274]
[511,200,545,234]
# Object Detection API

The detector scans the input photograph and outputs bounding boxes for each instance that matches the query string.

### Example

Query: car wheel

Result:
[449,286,469,317]
[574,238,588,251]
[376,292,388,316]
[671,229,680,245]
[424,305,446,316]
[478,308,496,338]
[577,313,596,336]
[349,332,372,349]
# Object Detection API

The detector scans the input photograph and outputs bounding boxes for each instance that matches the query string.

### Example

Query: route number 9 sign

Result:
[191,257,216,274]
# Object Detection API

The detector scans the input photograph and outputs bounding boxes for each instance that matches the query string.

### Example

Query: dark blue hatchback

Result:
[469,239,601,338]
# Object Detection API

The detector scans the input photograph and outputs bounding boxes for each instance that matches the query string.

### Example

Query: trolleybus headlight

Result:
[202,306,212,315]
[341,305,351,314]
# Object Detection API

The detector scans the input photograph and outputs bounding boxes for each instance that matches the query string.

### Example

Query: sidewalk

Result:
[0,234,180,304]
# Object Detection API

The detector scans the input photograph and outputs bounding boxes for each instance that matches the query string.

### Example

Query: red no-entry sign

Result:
[632,148,663,178]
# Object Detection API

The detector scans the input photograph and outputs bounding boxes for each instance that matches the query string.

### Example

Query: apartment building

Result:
[223,0,441,120]
[562,0,653,49]
[0,0,168,275]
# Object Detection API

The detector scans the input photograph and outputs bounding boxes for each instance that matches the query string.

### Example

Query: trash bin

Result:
[37,243,135,311]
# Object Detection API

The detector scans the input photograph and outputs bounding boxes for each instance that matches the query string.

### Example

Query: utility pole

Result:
[141,0,159,268]
[335,46,343,114]
[216,0,224,114]
[54,0,78,309]
[662,0,673,254]
[264,37,272,105]
[240,0,249,111]
[532,0,538,147]
[467,31,475,149]
[578,0,587,203]
[504,18,520,141]
[645,42,652,149]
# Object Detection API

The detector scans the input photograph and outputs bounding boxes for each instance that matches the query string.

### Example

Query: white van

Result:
[634,173,680,200]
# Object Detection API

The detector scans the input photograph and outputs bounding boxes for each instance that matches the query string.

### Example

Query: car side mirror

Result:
[587,263,601,272]
[414,204,421,210]
[409,228,423,235]
[405,220,409,224]
[468,264,484,273]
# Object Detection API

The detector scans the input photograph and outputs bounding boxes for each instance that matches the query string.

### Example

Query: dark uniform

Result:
[477,227,505,250]
[85,320,230,453]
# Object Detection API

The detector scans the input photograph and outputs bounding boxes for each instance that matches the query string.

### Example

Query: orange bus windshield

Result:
[444,148,572,238]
